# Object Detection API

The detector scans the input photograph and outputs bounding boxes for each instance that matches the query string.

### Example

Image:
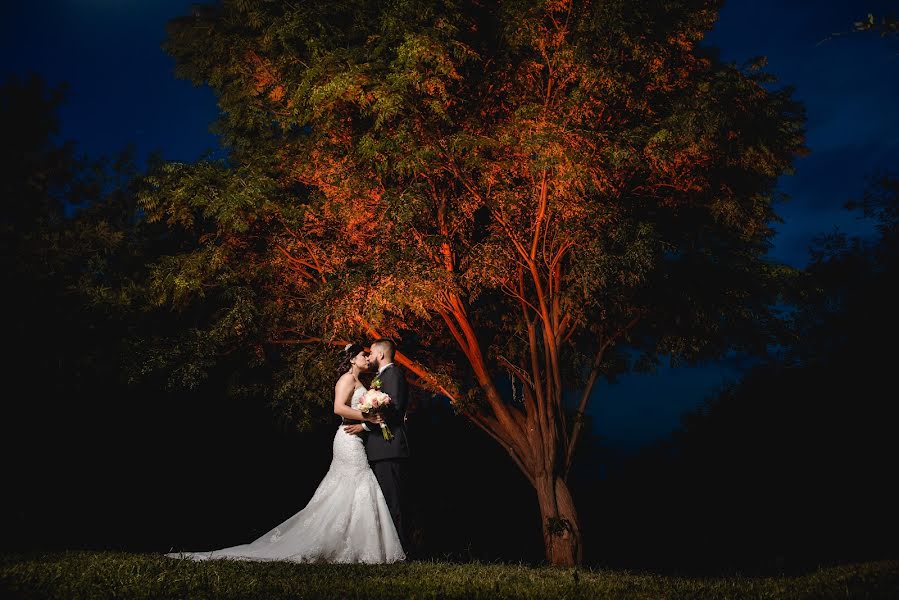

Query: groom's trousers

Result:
[370,458,408,549]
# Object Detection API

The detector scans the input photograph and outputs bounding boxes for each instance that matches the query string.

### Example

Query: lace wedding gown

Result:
[165,386,405,564]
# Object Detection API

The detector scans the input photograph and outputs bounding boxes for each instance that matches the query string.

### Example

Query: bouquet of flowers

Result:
[359,388,394,440]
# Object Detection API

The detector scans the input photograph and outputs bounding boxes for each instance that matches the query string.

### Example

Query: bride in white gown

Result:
[165,344,405,564]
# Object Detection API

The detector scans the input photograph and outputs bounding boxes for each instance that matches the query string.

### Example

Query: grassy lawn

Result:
[1,552,897,599]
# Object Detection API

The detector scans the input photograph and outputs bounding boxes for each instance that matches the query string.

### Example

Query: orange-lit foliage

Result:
[152,0,807,566]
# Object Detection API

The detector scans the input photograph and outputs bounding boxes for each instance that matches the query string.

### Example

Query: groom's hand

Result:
[344,424,365,435]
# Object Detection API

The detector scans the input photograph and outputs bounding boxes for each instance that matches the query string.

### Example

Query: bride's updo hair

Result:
[337,342,364,375]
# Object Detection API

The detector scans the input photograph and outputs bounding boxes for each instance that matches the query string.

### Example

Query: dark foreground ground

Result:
[1,551,897,599]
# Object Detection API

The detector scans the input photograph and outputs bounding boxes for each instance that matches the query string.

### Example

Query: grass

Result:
[1,552,897,599]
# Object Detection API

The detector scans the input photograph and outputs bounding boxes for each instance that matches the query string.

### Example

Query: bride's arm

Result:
[333,376,369,422]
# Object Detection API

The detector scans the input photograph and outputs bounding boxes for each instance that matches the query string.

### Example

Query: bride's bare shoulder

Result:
[335,372,355,390]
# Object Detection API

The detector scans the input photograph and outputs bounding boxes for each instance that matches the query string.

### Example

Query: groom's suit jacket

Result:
[364,364,411,462]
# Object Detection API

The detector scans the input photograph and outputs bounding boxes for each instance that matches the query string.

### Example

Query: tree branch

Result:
[563,312,643,479]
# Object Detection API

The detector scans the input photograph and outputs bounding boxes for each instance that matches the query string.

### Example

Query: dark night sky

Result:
[3,1,897,451]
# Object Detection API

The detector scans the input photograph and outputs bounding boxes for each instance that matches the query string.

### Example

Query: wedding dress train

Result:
[165,386,405,564]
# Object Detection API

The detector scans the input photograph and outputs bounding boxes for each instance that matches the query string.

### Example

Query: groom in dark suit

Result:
[361,339,410,550]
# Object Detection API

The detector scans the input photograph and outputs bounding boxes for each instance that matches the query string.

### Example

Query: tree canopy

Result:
[112,0,808,565]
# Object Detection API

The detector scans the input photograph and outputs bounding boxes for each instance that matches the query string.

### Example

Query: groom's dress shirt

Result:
[362,363,395,431]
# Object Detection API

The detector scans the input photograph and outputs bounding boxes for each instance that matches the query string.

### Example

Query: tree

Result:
[130,0,807,565]
[628,173,899,570]
[0,73,156,550]
[819,8,899,49]
[793,172,898,366]
[852,11,899,37]
[0,72,143,408]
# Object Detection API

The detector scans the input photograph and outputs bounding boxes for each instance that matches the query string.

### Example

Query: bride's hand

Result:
[367,413,384,425]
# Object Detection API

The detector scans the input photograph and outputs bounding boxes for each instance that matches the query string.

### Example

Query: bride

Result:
[165,343,406,564]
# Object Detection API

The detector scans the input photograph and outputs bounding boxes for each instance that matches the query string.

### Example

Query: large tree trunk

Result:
[535,472,582,566]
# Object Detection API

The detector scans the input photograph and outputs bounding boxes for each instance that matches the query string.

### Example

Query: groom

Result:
[354,339,410,550]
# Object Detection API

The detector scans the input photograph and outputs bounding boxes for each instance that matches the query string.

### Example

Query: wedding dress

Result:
[165,386,405,564]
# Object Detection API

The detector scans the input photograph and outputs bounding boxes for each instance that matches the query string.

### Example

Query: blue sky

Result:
[3,0,896,451]
[1,1,219,162]
[595,0,898,450]
[704,0,899,267]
